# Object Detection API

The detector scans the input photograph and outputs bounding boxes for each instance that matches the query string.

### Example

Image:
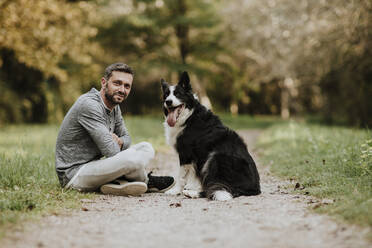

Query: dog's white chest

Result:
[163,108,193,148]
[164,123,185,148]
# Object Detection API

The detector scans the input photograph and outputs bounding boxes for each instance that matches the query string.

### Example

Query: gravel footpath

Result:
[2,130,370,248]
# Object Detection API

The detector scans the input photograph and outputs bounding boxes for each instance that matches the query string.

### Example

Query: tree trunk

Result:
[280,77,293,119]
[174,0,212,109]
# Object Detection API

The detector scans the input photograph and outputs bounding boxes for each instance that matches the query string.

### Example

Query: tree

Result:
[0,0,101,123]
[96,0,224,111]
[218,0,372,125]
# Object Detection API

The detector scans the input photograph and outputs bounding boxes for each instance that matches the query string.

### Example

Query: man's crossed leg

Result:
[66,142,174,196]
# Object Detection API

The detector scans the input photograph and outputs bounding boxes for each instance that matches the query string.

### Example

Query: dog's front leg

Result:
[165,165,187,195]
[183,164,202,198]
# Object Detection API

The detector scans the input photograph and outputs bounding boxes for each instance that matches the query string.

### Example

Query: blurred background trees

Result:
[0,0,371,126]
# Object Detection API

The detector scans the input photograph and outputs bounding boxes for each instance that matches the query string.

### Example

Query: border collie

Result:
[161,71,261,201]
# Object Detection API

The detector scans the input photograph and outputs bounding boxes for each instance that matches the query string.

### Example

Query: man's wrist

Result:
[117,136,124,149]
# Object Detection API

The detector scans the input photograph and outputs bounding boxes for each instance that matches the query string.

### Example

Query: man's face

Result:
[102,71,133,105]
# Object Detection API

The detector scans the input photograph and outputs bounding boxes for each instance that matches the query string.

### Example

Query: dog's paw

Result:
[183,189,200,199]
[165,187,182,196]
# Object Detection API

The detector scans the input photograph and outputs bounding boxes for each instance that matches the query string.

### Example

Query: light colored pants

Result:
[66,142,155,191]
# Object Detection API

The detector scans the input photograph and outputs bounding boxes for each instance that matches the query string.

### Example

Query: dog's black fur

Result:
[161,72,261,199]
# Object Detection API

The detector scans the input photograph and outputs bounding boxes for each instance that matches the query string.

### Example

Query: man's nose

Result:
[118,84,125,93]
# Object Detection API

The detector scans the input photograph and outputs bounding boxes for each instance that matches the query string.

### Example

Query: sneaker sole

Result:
[100,182,147,196]
[147,179,176,193]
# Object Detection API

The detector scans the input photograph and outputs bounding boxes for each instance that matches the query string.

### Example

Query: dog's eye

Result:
[174,90,181,97]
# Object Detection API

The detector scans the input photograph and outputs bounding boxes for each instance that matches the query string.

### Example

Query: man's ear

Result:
[179,71,192,92]
[101,77,107,89]
[160,78,169,93]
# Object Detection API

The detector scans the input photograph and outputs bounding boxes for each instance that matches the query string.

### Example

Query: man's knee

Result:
[113,142,154,171]
[135,142,154,154]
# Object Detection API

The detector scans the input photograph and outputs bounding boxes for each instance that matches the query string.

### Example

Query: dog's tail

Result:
[199,189,234,201]
[210,190,233,201]
[203,184,233,201]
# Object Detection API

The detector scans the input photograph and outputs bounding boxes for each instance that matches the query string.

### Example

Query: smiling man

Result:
[55,63,174,195]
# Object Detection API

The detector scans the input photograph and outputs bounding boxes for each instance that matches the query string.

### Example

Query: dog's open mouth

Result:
[166,104,184,127]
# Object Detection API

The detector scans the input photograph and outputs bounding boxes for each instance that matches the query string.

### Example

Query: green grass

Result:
[257,121,372,228]
[217,113,283,130]
[125,115,167,151]
[0,124,92,237]
[0,114,280,235]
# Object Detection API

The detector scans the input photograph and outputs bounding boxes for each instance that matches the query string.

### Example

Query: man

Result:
[55,63,174,196]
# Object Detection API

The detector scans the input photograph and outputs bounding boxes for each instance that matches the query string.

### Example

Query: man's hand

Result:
[111,133,123,149]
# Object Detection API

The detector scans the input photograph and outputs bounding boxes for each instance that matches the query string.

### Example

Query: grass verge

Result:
[257,121,372,230]
[0,124,94,238]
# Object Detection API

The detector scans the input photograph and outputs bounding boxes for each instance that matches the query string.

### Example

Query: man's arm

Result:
[114,106,131,150]
[78,101,121,157]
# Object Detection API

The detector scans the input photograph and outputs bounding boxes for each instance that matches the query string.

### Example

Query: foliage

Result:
[96,0,225,110]
[0,0,98,80]
[0,0,102,123]
[257,121,372,227]
[218,0,372,125]
[0,0,371,126]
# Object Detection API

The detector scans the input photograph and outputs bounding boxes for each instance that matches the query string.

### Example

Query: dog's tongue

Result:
[167,109,177,127]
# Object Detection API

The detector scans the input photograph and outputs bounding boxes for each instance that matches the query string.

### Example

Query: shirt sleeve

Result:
[78,100,121,157]
[114,106,131,150]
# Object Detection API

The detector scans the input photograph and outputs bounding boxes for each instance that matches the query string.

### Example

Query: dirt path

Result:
[2,130,370,248]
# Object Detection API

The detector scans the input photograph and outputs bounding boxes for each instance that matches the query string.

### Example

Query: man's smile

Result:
[114,93,125,99]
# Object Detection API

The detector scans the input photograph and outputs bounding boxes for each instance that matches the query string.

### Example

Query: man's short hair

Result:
[103,63,134,80]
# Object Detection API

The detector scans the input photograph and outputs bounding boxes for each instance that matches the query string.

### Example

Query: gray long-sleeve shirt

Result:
[55,88,131,187]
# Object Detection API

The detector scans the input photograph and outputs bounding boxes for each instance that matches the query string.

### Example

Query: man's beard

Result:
[105,90,125,105]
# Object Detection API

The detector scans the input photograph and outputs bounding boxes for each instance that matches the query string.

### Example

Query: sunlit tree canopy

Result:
[0,0,371,126]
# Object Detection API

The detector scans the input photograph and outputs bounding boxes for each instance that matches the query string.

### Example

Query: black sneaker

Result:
[147,172,175,193]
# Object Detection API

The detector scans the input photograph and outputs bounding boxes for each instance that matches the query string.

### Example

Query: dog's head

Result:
[161,71,197,127]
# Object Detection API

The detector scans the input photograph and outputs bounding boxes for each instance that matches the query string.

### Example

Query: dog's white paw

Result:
[165,187,182,195]
[183,189,200,198]
[211,190,233,201]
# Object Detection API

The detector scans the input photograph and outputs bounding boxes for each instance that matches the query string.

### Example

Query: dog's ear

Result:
[160,78,169,93]
[179,71,192,92]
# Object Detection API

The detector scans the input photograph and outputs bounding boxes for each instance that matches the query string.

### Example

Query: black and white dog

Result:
[161,71,261,201]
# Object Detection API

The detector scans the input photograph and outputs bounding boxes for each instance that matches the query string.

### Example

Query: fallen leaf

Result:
[295,182,301,189]
[169,202,182,208]
[313,203,322,209]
